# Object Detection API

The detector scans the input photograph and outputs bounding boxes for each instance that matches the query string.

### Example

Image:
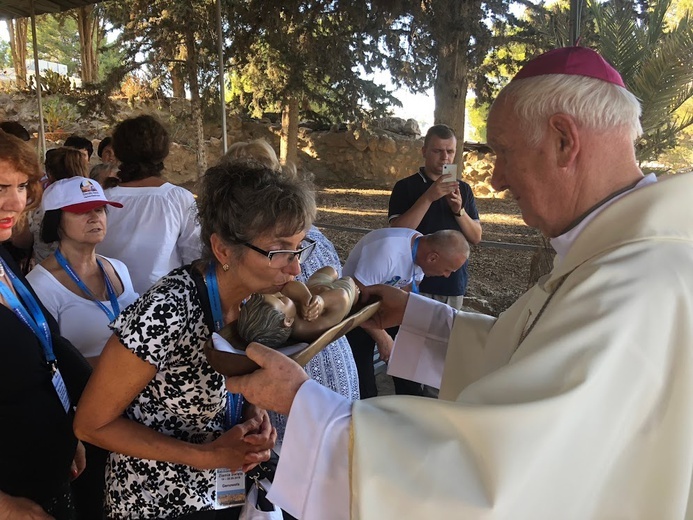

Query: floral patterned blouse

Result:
[105,266,226,519]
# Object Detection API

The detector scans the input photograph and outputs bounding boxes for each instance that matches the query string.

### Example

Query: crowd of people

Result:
[1,45,692,520]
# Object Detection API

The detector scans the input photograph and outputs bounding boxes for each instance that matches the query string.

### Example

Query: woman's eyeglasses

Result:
[243,238,316,268]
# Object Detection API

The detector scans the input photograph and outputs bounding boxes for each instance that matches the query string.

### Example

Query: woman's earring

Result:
[222,263,230,272]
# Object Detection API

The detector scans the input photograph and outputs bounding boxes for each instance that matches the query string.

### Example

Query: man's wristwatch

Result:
[454,208,465,217]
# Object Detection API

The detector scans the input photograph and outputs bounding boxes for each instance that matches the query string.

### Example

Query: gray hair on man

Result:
[496,74,643,146]
[425,229,470,260]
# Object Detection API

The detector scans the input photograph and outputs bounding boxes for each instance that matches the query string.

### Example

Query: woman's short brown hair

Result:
[197,160,316,262]
[0,130,42,214]
[45,147,88,182]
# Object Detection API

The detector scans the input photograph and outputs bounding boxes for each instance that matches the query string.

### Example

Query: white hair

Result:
[495,74,643,145]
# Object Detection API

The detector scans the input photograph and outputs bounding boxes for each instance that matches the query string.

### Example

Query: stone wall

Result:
[189,116,503,198]
[0,93,502,197]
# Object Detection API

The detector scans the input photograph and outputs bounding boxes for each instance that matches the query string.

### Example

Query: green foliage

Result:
[656,93,693,170]
[374,0,545,102]
[520,0,693,162]
[101,0,220,102]
[42,96,79,133]
[223,1,401,123]
[97,44,126,83]
[42,69,73,95]
[0,40,11,69]
[26,70,73,96]
[592,0,693,160]
[34,14,80,76]
[466,98,490,142]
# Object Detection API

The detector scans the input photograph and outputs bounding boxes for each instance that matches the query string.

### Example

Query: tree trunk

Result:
[433,40,468,166]
[431,0,482,171]
[77,6,99,84]
[171,45,186,98]
[171,65,186,98]
[7,19,28,89]
[184,26,207,178]
[280,95,299,167]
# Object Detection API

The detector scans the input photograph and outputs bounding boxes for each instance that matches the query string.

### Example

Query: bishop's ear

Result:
[284,316,295,328]
[549,113,579,167]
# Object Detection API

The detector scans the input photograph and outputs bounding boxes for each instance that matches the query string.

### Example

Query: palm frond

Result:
[591,0,693,160]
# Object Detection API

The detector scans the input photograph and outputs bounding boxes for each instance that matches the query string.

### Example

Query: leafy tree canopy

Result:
[523,0,693,162]
[223,0,401,123]
[35,14,81,76]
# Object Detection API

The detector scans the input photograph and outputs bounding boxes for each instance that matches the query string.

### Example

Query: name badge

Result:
[52,369,71,413]
[215,467,245,509]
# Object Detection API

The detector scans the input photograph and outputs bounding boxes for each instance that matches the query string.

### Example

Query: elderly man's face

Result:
[487,100,570,237]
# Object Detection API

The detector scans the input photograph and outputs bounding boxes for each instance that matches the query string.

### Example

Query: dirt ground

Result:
[314,186,545,317]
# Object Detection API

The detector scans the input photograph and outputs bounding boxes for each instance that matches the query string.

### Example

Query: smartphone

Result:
[441,164,458,183]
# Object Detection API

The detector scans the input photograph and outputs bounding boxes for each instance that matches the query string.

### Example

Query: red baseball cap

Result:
[42,177,123,213]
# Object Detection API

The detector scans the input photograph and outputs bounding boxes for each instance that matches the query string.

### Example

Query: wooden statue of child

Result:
[237,267,359,347]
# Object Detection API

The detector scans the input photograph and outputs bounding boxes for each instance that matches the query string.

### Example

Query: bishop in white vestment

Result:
[228,47,693,520]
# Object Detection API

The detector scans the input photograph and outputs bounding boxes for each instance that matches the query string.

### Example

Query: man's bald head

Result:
[416,230,470,278]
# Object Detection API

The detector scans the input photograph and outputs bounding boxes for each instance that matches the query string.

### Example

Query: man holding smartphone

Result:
[387,124,482,395]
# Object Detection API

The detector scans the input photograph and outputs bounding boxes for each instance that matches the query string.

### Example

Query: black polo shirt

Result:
[388,168,479,296]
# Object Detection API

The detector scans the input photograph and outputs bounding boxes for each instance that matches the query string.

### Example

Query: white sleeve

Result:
[268,380,352,520]
[387,293,456,388]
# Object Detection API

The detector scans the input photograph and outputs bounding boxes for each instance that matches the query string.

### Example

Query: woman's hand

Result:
[0,492,52,520]
[69,441,86,480]
[201,413,276,471]
[241,403,265,428]
[239,407,276,472]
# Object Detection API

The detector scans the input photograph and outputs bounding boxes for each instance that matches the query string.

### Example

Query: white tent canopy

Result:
[0,0,99,18]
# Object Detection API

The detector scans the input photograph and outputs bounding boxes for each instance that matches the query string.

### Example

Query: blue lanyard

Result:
[204,262,244,427]
[410,236,420,294]
[0,256,55,364]
[225,392,245,430]
[204,262,225,332]
[54,249,120,322]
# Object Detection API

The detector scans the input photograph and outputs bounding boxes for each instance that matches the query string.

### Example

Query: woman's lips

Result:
[0,217,14,229]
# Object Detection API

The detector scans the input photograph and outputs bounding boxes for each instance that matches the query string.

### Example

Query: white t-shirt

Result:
[96,183,202,294]
[342,227,423,288]
[27,256,139,358]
